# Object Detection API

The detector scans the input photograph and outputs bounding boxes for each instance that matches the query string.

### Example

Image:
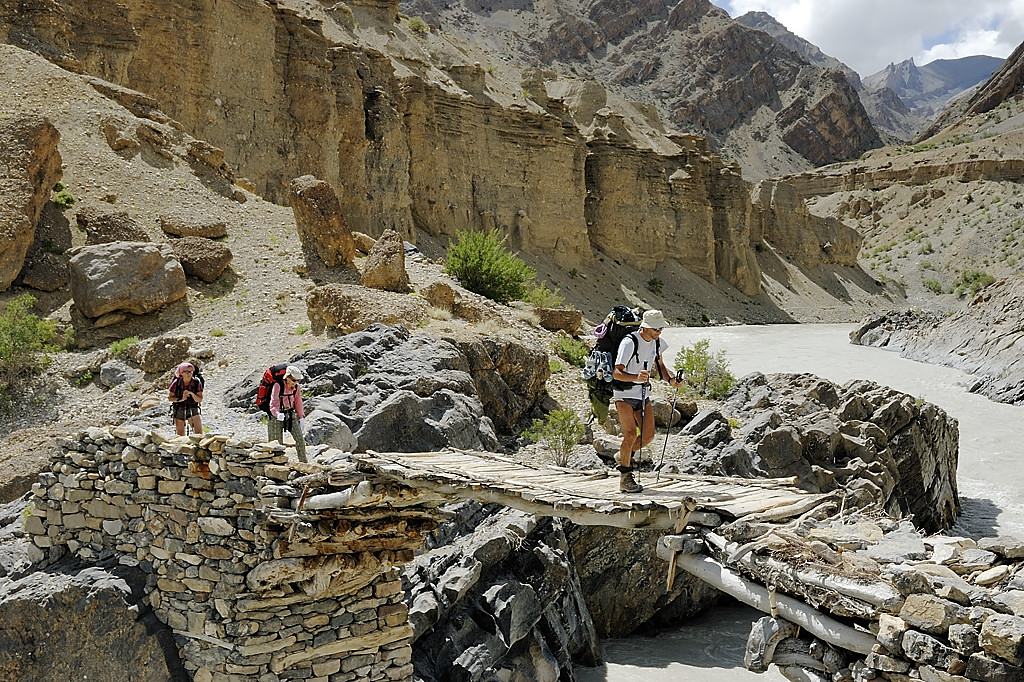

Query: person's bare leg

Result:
[615,401,638,468]
[175,419,185,436]
[614,400,643,493]
[189,414,202,434]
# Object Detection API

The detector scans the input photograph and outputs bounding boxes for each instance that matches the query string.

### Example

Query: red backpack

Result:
[254,363,288,413]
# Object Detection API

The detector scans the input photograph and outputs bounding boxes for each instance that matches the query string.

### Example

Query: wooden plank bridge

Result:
[348,449,829,529]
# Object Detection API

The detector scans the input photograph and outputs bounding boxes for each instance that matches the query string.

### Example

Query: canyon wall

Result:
[1,0,857,294]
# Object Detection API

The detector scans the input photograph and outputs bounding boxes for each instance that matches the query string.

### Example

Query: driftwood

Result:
[665,552,877,655]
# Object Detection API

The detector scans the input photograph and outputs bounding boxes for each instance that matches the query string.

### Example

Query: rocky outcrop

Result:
[569,523,721,637]
[0,558,187,682]
[850,277,1024,405]
[67,241,187,318]
[0,114,62,291]
[289,175,356,268]
[689,372,961,534]
[404,503,602,681]
[226,324,550,451]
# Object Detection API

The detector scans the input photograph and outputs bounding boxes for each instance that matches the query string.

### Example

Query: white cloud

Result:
[711,0,1024,76]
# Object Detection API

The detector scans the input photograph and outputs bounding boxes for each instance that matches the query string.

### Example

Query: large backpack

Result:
[254,363,288,414]
[582,306,655,421]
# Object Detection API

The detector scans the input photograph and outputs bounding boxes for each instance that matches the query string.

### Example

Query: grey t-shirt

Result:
[613,333,668,401]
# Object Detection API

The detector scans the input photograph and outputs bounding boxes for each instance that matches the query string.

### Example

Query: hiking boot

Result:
[620,470,643,493]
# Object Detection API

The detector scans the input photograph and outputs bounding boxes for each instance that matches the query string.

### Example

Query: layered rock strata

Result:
[1,2,860,295]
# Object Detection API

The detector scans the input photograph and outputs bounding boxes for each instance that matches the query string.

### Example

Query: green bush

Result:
[555,336,588,367]
[524,409,585,467]
[52,181,75,208]
[0,294,57,408]
[444,229,536,304]
[922,279,944,294]
[520,280,564,308]
[953,269,995,298]
[109,335,139,357]
[408,16,428,33]
[674,339,735,399]
[646,277,663,295]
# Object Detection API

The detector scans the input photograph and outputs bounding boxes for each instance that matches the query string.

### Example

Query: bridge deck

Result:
[352,449,828,530]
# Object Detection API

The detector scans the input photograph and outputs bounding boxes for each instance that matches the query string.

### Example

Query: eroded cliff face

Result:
[1,0,856,294]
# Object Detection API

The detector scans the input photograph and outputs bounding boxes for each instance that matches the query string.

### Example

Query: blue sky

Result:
[709,0,1024,77]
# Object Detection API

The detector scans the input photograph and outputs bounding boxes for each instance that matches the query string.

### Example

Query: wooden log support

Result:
[705,532,904,615]
[663,552,877,655]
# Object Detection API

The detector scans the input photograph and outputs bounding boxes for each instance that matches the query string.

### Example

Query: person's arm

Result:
[612,336,649,383]
[294,389,304,421]
[270,382,283,419]
[168,379,179,403]
[191,381,203,404]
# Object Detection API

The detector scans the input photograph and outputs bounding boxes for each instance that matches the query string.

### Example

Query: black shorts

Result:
[616,397,650,411]
[172,404,200,420]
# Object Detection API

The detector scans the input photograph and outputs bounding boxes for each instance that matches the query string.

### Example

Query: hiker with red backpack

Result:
[168,361,203,436]
[265,365,307,463]
[612,309,682,493]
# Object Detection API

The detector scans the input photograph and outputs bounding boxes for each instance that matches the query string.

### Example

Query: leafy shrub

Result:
[408,16,428,33]
[444,229,536,304]
[109,335,139,357]
[520,280,564,308]
[210,329,226,337]
[674,339,736,399]
[52,181,75,208]
[524,409,585,467]
[555,336,588,367]
[922,279,944,294]
[646,277,663,295]
[0,294,57,408]
[549,359,563,374]
[953,269,995,298]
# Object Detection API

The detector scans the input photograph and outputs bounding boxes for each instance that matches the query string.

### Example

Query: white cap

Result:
[285,366,303,381]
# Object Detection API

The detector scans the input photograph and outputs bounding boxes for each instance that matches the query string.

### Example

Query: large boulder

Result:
[289,175,355,267]
[67,242,187,318]
[167,236,232,282]
[305,283,428,333]
[0,559,187,681]
[157,211,227,239]
[0,114,62,291]
[227,325,550,451]
[360,228,410,292]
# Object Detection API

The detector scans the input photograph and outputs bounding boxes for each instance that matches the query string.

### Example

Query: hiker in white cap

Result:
[612,309,682,493]
[268,365,308,463]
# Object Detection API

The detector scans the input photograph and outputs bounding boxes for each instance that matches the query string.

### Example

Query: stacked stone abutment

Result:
[24,426,427,682]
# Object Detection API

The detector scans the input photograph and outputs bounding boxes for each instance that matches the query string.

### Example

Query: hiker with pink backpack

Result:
[255,364,308,463]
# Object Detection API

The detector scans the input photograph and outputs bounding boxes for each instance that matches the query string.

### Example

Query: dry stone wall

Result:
[24,427,421,682]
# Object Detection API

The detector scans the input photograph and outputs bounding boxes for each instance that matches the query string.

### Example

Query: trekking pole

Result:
[657,369,685,482]
[637,362,648,477]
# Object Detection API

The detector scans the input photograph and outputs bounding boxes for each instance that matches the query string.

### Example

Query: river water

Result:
[576,323,1024,681]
